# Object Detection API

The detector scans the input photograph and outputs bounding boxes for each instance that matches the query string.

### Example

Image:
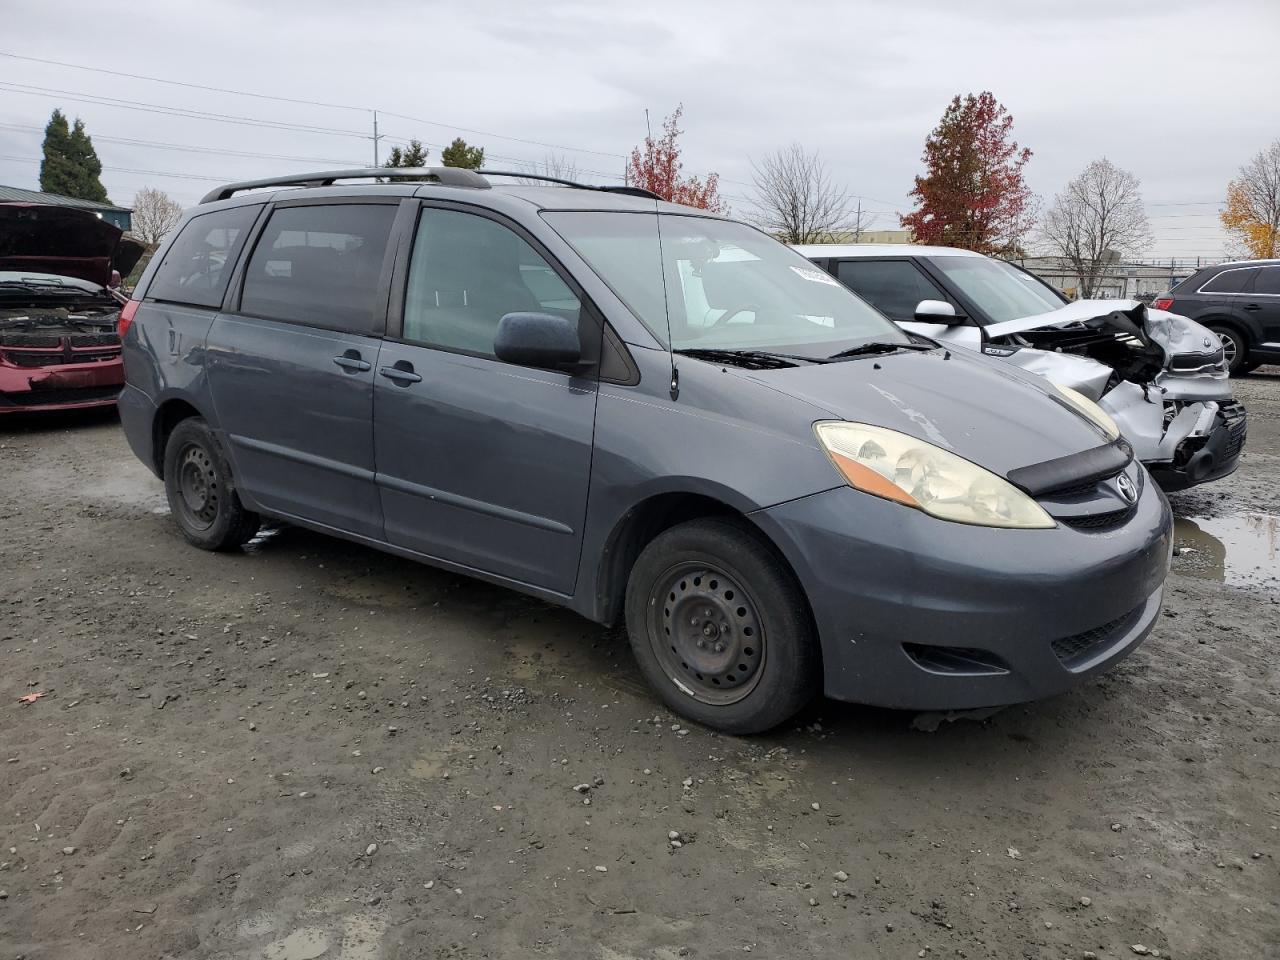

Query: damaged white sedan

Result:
[798,244,1247,491]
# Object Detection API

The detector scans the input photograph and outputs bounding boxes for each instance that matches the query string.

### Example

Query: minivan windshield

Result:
[928,255,1066,325]
[544,212,906,357]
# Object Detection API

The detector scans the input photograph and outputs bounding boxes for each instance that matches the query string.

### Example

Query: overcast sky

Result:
[3,0,1277,259]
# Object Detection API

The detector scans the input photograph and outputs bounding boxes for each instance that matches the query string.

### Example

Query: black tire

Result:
[1209,325,1249,375]
[162,417,259,551]
[624,518,820,734]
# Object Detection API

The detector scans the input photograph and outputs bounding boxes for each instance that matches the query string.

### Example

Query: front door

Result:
[373,204,601,595]
[206,200,400,539]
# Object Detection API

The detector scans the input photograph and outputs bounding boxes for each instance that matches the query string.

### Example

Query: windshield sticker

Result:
[790,265,841,286]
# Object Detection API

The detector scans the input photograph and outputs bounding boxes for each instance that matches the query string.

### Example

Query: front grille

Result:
[1061,505,1137,532]
[0,385,122,408]
[68,332,121,348]
[0,333,61,348]
[1170,348,1224,371]
[6,351,64,368]
[1051,604,1144,667]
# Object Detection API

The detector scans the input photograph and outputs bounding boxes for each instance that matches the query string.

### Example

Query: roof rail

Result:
[198,167,490,204]
[478,170,662,201]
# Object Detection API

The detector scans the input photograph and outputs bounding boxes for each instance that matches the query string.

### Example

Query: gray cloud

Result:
[3,0,1276,258]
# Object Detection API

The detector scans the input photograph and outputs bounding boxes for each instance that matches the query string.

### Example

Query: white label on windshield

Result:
[790,265,841,286]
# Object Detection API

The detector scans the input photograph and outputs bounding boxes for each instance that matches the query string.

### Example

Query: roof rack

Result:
[199,167,490,204]
[478,170,662,201]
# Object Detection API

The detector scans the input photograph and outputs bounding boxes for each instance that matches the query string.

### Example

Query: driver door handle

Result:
[333,354,372,372]
[379,363,422,384]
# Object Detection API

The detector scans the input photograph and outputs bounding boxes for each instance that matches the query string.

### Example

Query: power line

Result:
[0,51,628,161]
[0,50,370,113]
[0,155,227,182]
[0,122,363,166]
[0,82,371,139]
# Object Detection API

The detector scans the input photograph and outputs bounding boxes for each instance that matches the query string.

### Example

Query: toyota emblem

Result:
[1117,474,1138,504]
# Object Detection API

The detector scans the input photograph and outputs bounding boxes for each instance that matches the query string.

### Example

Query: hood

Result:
[749,347,1114,476]
[0,202,129,287]
[986,297,1218,357]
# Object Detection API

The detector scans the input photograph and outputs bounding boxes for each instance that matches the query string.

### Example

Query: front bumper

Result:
[1148,400,1247,492]
[752,471,1172,711]
[0,356,124,413]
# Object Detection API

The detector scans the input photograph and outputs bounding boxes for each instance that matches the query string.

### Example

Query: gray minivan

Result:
[117,168,1172,733]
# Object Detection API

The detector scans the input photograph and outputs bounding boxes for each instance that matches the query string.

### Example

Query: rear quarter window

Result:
[144,205,261,308]
[1199,267,1259,294]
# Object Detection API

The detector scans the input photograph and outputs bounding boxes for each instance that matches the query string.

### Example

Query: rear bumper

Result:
[752,474,1172,711]
[0,356,124,413]
[1148,400,1247,492]
[116,383,160,476]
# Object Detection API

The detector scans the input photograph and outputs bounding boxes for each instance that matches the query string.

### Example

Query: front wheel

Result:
[624,518,820,734]
[163,417,260,551]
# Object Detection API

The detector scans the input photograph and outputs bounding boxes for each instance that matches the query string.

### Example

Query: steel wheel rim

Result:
[649,561,766,706]
[176,442,219,530]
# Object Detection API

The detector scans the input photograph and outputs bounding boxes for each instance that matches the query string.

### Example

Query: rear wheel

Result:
[1209,325,1249,375]
[624,518,819,734]
[163,418,259,551]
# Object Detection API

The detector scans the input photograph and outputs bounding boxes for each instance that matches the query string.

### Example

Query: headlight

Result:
[814,422,1055,529]
[1050,383,1120,440]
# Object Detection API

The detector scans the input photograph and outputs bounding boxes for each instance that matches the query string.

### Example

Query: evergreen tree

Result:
[40,110,109,202]
[441,137,484,169]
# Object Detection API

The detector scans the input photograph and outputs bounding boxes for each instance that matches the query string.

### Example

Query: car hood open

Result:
[751,347,1113,477]
[0,202,142,287]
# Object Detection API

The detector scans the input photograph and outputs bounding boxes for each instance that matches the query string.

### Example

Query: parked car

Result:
[118,168,1172,733]
[798,244,1247,491]
[1151,259,1280,375]
[0,203,144,413]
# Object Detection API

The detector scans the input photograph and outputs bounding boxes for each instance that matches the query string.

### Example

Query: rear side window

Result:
[1253,266,1280,295]
[146,205,260,307]
[239,204,397,332]
[834,259,945,320]
[1200,267,1258,294]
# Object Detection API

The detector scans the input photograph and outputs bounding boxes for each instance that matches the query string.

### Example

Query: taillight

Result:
[1152,297,1174,311]
[117,299,140,339]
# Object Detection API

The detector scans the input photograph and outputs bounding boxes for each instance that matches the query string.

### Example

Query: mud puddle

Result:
[1172,512,1280,589]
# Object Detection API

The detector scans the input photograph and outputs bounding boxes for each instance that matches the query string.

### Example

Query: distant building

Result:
[824,228,913,245]
[1011,254,1210,300]
[0,184,133,232]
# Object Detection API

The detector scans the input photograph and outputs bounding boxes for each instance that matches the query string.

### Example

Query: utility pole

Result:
[854,199,863,242]
[372,110,381,167]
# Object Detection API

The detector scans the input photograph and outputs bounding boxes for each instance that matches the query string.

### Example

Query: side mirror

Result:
[914,299,965,325]
[494,312,582,370]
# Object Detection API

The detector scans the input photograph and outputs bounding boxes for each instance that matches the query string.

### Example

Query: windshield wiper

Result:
[827,341,935,359]
[674,348,814,369]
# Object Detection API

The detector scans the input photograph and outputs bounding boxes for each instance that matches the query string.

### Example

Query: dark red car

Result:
[0,203,145,413]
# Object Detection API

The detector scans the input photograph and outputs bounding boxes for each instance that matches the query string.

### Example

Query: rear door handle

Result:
[1243,303,1261,312]
[333,349,371,373]
[379,363,422,384]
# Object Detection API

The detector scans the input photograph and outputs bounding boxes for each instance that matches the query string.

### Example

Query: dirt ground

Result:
[2,373,1277,960]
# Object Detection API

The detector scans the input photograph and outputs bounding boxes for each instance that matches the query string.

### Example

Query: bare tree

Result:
[1038,158,1151,299]
[131,187,184,246]
[750,144,854,244]
[1221,140,1280,260]
[516,153,582,185]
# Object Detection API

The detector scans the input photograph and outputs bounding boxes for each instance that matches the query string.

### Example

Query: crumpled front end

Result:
[0,313,124,413]
[985,301,1245,489]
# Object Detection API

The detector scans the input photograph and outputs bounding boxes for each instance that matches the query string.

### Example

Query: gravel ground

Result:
[2,372,1277,960]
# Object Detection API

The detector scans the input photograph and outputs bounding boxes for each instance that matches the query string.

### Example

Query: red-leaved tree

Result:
[901,92,1034,256]
[626,105,727,212]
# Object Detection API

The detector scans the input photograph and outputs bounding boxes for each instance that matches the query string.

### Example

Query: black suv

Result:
[1153,260,1280,373]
